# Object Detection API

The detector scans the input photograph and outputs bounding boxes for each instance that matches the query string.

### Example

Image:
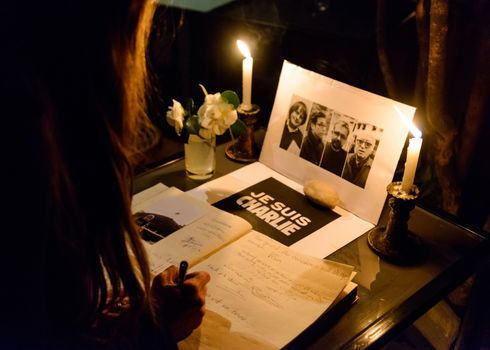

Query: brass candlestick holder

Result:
[225,104,260,163]
[367,181,425,265]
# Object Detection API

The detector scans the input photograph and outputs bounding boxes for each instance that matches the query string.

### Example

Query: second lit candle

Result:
[237,40,253,110]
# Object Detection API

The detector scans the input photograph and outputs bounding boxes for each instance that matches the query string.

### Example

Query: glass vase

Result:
[184,134,216,180]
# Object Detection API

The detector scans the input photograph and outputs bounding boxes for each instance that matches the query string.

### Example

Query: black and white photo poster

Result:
[260,61,416,224]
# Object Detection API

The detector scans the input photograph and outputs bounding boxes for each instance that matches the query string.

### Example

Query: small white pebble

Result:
[303,179,340,209]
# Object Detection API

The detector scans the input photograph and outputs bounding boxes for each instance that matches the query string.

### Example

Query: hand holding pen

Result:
[178,260,189,287]
[150,261,210,340]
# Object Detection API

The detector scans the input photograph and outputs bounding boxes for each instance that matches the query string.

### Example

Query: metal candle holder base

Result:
[367,182,425,265]
[225,104,260,163]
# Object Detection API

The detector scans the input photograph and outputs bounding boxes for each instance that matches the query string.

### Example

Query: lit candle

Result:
[401,126,423,194]
[237,40,253,110]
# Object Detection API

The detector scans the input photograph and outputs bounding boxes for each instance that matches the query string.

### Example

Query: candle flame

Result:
[237,40,251,58]
[393,105,422,138]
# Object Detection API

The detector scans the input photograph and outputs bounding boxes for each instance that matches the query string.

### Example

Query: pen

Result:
[178,260,188,287]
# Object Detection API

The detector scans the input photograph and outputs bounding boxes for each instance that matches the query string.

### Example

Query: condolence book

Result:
[133,185,357,349]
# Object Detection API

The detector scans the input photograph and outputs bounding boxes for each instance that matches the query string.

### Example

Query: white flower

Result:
[166,99,185,135]
[197,92,238,139]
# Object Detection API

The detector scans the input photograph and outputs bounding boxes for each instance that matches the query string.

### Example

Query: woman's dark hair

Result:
[3,0,159,342]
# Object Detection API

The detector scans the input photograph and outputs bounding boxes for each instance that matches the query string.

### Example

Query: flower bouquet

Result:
[166,85,246,179]
[166,84,245,141]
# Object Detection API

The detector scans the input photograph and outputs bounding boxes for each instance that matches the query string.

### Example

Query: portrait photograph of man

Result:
[320,114,356,176]
[341,124,383,188]
[299,104,330,165]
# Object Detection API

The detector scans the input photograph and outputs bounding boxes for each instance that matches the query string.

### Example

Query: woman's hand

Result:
[151,265,210,341]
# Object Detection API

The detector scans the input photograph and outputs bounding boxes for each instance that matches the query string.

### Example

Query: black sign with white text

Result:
[213,177,340,246]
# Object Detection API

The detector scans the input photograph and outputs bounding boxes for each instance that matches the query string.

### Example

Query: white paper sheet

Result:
[147,208,252,274]
[131,183,169,213]
[260,61,416,224]
[187,162,373,259]
[184,230,353,348]
[134,187,213,226]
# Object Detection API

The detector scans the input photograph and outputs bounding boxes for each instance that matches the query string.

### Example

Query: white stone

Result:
[303,179,340,209]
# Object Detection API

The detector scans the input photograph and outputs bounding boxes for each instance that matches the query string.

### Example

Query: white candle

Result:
[401,135,422,193]
[237,40,253,110]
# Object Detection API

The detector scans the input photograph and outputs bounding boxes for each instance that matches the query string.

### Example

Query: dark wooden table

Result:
[135,141,488,350]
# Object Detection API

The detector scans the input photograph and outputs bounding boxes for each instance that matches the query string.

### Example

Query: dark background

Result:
[144,0,417,163]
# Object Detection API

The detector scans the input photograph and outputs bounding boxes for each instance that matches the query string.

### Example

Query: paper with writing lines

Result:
[183,230,353,349]
[147,207,252,275]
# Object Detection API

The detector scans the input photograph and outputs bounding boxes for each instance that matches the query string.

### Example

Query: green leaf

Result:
[185,114,200,135]
[221,90,240,109]
[230,119,246,137]
[185,98,196,116]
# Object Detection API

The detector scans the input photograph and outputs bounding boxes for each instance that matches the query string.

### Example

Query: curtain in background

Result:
[378,0,490,233]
